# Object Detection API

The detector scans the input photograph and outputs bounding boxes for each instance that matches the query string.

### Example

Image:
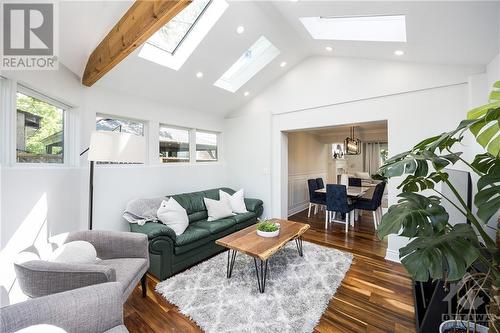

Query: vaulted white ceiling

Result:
[59,1,500,116]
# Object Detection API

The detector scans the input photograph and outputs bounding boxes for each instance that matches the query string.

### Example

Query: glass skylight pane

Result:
[214,36,280,93]
[139,0,228,71]
[147,0,211,54]
[300,15,407,42]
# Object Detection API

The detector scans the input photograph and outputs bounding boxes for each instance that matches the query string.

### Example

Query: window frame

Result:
[159,124,192,164]
[94,113,149,166]
[158,124,221,164]
[195,129,219,162]
[11,83,75,168]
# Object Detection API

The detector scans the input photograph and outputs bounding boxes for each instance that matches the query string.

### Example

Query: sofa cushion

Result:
[175,226,211,246]
[231,211,256,224]
[191,218,236,234]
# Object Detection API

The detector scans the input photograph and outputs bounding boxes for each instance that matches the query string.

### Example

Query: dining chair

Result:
[307,179,326,217]
[339,174,349,186]
[348,177,362,187]
[316,177,325,189]
[325,184,355,232]
[353,182,386,230]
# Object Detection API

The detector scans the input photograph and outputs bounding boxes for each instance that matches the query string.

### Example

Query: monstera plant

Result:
[377,81,499,331]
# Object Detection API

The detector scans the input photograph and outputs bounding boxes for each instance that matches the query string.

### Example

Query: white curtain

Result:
[364,142,381,176]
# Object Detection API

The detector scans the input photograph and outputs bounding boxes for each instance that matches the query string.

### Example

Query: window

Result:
[148,0,211,54]
[196,131,218,162]
[214,36,280,93]
[159,126,190,163]
[16,91,65,164]
[96,114,144,136]
[139,0,228,70]
[299,15,407,42]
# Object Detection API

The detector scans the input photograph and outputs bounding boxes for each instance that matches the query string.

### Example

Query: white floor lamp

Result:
[86,131,146,230]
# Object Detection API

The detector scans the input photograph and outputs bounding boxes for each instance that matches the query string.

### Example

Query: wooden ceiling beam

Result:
[82,0,191,87]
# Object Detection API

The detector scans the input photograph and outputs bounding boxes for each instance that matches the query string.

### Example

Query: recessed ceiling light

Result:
[196,71,203,78]
[280,61,287,68]
[394,50,405,56]
[244,91,250,97]
[325,46,333,52]
[236,26,245,34]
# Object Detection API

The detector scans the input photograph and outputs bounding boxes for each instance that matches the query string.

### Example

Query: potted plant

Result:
[256,219,281,238]
[376,81,499,332]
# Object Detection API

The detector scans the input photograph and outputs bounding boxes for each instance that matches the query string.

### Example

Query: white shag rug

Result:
[156,241,353,333]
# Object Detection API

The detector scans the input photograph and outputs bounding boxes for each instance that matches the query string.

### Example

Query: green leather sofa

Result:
[129,188,263,280]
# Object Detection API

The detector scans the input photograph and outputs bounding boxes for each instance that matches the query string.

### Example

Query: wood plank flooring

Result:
[124,209,416,333]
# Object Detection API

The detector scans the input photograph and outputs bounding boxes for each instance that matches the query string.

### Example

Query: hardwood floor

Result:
[124,209,416,333]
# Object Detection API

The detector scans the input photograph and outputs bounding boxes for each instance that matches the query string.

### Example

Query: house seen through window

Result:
[96,115,145,136]
[16,92,65,164]
[159,126,190,163]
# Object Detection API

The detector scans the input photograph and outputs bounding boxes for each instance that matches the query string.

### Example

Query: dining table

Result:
[315,186,370,197]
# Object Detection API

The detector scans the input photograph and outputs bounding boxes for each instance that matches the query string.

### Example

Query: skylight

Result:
[214,36,280,93]
[148,0,211,54]
[139,0,228,70]
[299,15,407,42]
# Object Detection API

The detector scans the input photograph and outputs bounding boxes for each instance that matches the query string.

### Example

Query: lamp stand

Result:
[88,160,94,230]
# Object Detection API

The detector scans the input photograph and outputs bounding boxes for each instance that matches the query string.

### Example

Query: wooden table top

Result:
[315,186,370,197]
[215,219,310,261]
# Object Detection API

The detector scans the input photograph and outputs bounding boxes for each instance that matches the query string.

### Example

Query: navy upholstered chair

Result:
[316,178,325,189]
[307,179,326,217]
[354,182,386,230]
[325,184,355,232]
[348,177,362,187]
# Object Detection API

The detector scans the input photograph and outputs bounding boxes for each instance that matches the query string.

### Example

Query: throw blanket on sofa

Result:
[123,197,165,225]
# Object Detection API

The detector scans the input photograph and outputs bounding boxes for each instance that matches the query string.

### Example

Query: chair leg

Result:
[314,204,318,214]
[345,213,349,232]
[141,274,147,298]
[308,203,312,217]
[372,211,378,230]
[325,210,329,229]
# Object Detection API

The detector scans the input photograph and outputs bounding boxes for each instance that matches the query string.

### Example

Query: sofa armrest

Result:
[244,198,263,213]
[0,282,124,333]
[130,222,177,241]
[14,260,115,298]
[66,230,148,260]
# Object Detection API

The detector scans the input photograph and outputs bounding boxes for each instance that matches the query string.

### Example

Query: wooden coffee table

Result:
[216,219,310,293]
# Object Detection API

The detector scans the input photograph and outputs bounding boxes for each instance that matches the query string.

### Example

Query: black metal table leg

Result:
[253,258,268,293]
[295,236,303,257]
[226,249,237,278]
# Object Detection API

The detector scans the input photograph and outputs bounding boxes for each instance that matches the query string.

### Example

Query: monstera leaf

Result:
[473,155,500,223]
[467,81,500,157]
[400,224,480,281]
[377,192,449,239]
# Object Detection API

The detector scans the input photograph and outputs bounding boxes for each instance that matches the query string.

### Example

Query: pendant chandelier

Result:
[344,126,361,155]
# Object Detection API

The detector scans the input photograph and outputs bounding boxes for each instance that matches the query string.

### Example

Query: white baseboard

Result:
[288,202,309,217]
[385,249,401,263]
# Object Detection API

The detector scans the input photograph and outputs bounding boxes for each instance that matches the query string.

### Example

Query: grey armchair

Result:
[14,230,149,303]
[0,282,128,333]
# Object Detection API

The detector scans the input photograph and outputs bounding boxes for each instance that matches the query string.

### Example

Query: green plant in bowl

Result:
[257,220,279,232]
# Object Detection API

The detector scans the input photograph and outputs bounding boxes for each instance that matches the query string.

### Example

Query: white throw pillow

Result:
[204,197,233,221]
[157,198,189,235]
[220,189,248,214]
[49,241,97,264]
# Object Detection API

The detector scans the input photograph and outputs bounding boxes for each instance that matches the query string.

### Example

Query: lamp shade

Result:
[88,131,146,163]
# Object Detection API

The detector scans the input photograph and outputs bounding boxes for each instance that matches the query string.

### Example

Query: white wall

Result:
[0,65,228,305]
[287,132,328,215]
[225,56,482,262]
